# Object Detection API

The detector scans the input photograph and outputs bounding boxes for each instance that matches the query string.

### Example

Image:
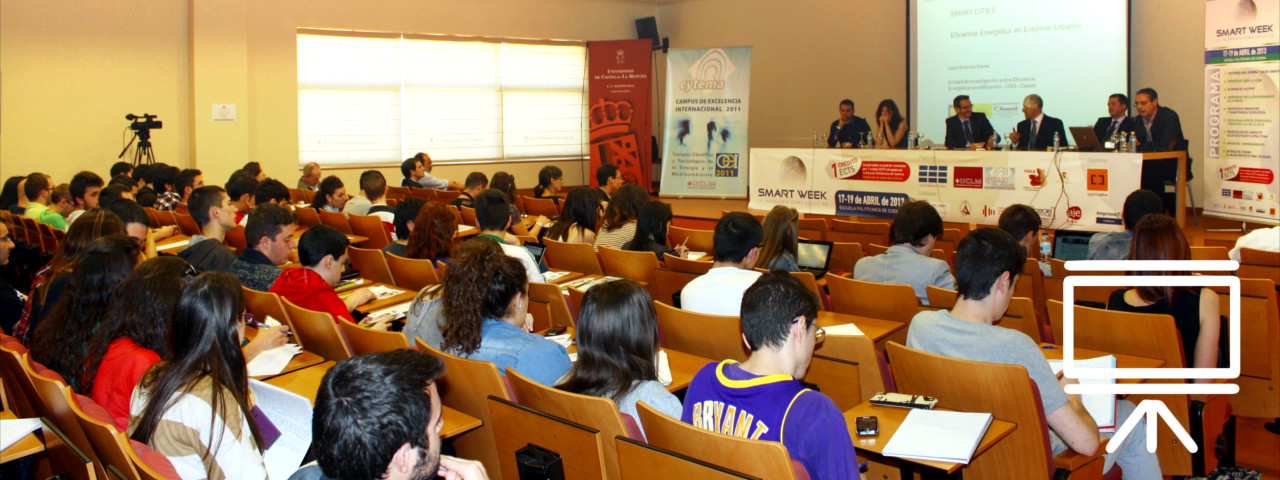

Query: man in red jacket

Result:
[270,224,374,323]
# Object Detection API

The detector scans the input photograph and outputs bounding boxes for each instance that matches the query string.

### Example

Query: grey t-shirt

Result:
[905,309,1068,418]
[613,379,682,438]
[403,288,445,350]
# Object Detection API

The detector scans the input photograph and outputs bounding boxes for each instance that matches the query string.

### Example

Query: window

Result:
[297,30,588,167]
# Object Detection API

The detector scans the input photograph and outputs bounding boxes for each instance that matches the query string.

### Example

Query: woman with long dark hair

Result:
[624,201,687,260]
[1,176,27,215]
[437,237,570,385]
[754,205,800,271]
[557,279,680,435]
[592,184,649,251]
[873,99,909,149]
[532,165,564,205]
[30,235,140,391]
[85,256,191,430]
[1107,214,1221,376]
[129,272,267,478]
[404,201,457,263]
[15,208,127,344]
[545,187,603,244]
[309,175,348,212]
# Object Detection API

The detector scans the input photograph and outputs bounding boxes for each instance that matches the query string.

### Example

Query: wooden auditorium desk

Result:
[0,411,45,465]
[1039,343,1165,384]
[814,311,905,346]
[844,402,1017,479]
[537,326,715,393]
[337,281,416,314]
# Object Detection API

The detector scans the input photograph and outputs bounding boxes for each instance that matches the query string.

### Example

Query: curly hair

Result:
[440,238,529,355]
[35,208,126,305]
[31,236,140,391]
[601,184,649,231]
[82,256,191,393]
[405,201,457,261]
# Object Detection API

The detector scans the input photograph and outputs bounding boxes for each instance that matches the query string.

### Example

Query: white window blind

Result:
[298,31,588,167]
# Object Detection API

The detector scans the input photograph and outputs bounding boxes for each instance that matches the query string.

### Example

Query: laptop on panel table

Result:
[795,240,835,278]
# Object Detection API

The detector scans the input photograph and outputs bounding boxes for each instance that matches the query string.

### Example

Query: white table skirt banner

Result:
[747,148,1144,232]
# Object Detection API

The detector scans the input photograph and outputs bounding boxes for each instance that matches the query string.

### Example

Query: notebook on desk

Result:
[882,409,994,464]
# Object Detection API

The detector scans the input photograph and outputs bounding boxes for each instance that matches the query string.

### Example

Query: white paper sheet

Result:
[541,271,572,282]
[822,323,866,336]
[545,334,573,348]
[156,239,190,251]
[656,350,672,386]
[1048,356,1118,429]
[249,380,314,480]
[0,418,42,451]
[685,251,707,260]
[882,409,994,464]
[247,344,302,377]
[367,285,406,300]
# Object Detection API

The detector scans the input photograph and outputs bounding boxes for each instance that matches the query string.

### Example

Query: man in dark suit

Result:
[1133,87,1188,214]
[828,99,872,148]
[944,95,995,149]
[1094,93,1137,146]
[1008,94,1068,150]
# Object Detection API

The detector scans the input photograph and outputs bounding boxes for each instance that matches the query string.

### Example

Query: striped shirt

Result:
[592,221,637,252]
[129,375,267,479]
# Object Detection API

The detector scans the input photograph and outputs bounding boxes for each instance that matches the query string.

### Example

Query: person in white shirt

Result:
[1229,225,1280,262]
[680,212,764,316]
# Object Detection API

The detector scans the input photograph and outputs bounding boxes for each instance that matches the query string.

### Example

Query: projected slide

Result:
[911,0,1128,146]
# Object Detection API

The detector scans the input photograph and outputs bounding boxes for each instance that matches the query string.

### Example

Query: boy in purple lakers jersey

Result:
[681,271,861,480]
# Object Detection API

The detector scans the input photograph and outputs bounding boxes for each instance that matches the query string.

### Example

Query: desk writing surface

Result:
[338,281,416,314]
[815,311,904,345]
[0,411,44,465]
[243,326,325,379]
[844,402,1016,474]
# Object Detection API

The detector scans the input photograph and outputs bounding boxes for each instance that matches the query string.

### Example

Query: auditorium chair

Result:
[385,253,440,291]
[649,267,699,309]
[346,245,396,286]
[294,207,321,228]
[1221,279,1279,420]
[0,338,41,419]
[174,213,200,236]
[70,390,163,480]
[242,287,303,350]
[828,218,889,246]
[1237,248,1280,284]
[1000,296,1043,343]
[488,396,608,480]
[435,189,461,204]
[25,356,108,480]
[662,252,713,274]
[925,285,958,309]
[667,226,715,253]
[1190,246,1229,261]
[615,437,758,480]
[865,243,888,256]
[543,237,603,275]
[317,209,354,235]
[652,300,748,362]
[224,224,247,254]
[635,402,809,480]
[348,213,392,250]
[797,217,827,241]
[337,319,411,355]
[527,282,575,328]
[815,332,894,403]
[823,275,920,326]
[828,241,863,275]
[281,298,352,361]
[599,246,657,285]
[520,196,560,217]
[417,339,514,480]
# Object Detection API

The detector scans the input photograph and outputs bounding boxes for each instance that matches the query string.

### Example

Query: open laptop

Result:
[1069,126,1105,151]
[1052,230,1096,261]
[796,239,834,278]
[522,242,546,265]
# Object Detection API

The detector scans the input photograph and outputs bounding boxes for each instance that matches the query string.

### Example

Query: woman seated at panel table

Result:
[129,272,269,478]
[557,279,682,437]
[1106,214,1221,376]
[545,187,604,245]
[309,175,349,213]
[593,184,650,252]
[874,99,909,149]
[624,201,688,261]
[754,205,801,272]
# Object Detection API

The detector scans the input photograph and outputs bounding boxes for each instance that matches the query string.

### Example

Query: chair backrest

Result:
[544,237,604,275]
[599,246,659,284]
[520,196,560,217]
[1014,259,1048,331]
[1227,278,1279,419]
[824,274,920,325]
[506,368,633,480]
[348,213,391,250]
[488,396,608,480]
[796,217,827,241]
[1070,303,1185,369]
[317,209,354,234]
[1189,246,1228,261]
[145,207,174,227]
[568,286,587,321]
[925,285,958,309]
[346,245,396,285]
[635,401,799,480]
[1237,248,1280,284]
[800,354,861,411]
[1047,300,1066,346]
[527,282,575,328]
[126,439,182,480]
[667,226,715,253]
[385,253,439,291]
[0,342,42,418]
[174,213,201,236]
[42,419,99,480]
[70,391,141,480]
[280,297,353,361]
[828,219,889,246]
[886,342,1053,479]
[38,222,59,252]
[25,356,106,479]
[936,228,963,253]
[337,320,411,355]
[435,190,461,203]
[224,224,247,254]
[288,188,307,204]
[649,268,699,309]
[865,243,888,256]
[242,288,302,350]
[459,206,479,228]
[418,338,513,479]
[828,242,862,275]
[615,436,760,480]
[786,271,825,311]
[663,253,713,274]
[814,333,886,403]
[999,297,1043,343]
[294,207,321,227]
[652,300,748,362]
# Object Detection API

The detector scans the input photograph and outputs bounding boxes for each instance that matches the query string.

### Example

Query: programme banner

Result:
[1204,0,1280,224]
[748,148,1143,231]
[660,47,752,197]
[587,39,653,189]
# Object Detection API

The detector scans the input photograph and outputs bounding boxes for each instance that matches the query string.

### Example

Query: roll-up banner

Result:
[1203,0,1280,224]
[587,39,654,189]
[660,47,753,198]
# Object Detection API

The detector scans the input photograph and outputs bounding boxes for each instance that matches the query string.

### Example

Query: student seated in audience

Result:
[225,170,258,226]
[1228,224,1280,262]
[0,221,23,333]
[231,203,297,291]
[291,349,489,480]
[298,161,322,191]
[343,169,392,218]
[853,199,954,303]
[450,172,488,209]
[129,272,269,479]
[171,168,204,215]
[439,237,570,385]
[66,171,104,226]
[241,161,267,183]
[22,172,68,230]
[1088,189,1163,260]
[99,184,135,208]
[310,175,350,213]
[14,208,126,345]
[1108,215,1221,372]
[31,236,140,391]
[1,176,28,215]
[624,201,688,261]
[593,183,649,251]
[557,279,681,436]
[683,272,861,480]
[402,152,463,190]
[490,171,548,238]
[404,238,475,349]
[133,164,154,198]
[532,165,564,205]
[474,190,544,284]
[110,161,133,180]
[153,165,182,211]
[755,205,801,271]
[383,198,425,257]
[595,163,622,203]
[47,184,75,228]
[106,199,177,260]
[254,178,292,207]
[680,212,764,316]
[270,224,377,325]
[544,187,603,244]
[998,203,1051,276]
[404,202,457,263]
[178,185,240,273]
[907,228,1161,479]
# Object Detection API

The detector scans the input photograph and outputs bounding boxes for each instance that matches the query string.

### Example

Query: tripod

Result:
[118,128,156,166]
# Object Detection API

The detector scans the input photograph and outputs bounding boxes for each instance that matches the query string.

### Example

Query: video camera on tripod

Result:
[120,113,162,166]
[127,113,163,131]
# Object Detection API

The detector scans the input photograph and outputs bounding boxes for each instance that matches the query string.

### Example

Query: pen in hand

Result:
[249,319,292,336]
